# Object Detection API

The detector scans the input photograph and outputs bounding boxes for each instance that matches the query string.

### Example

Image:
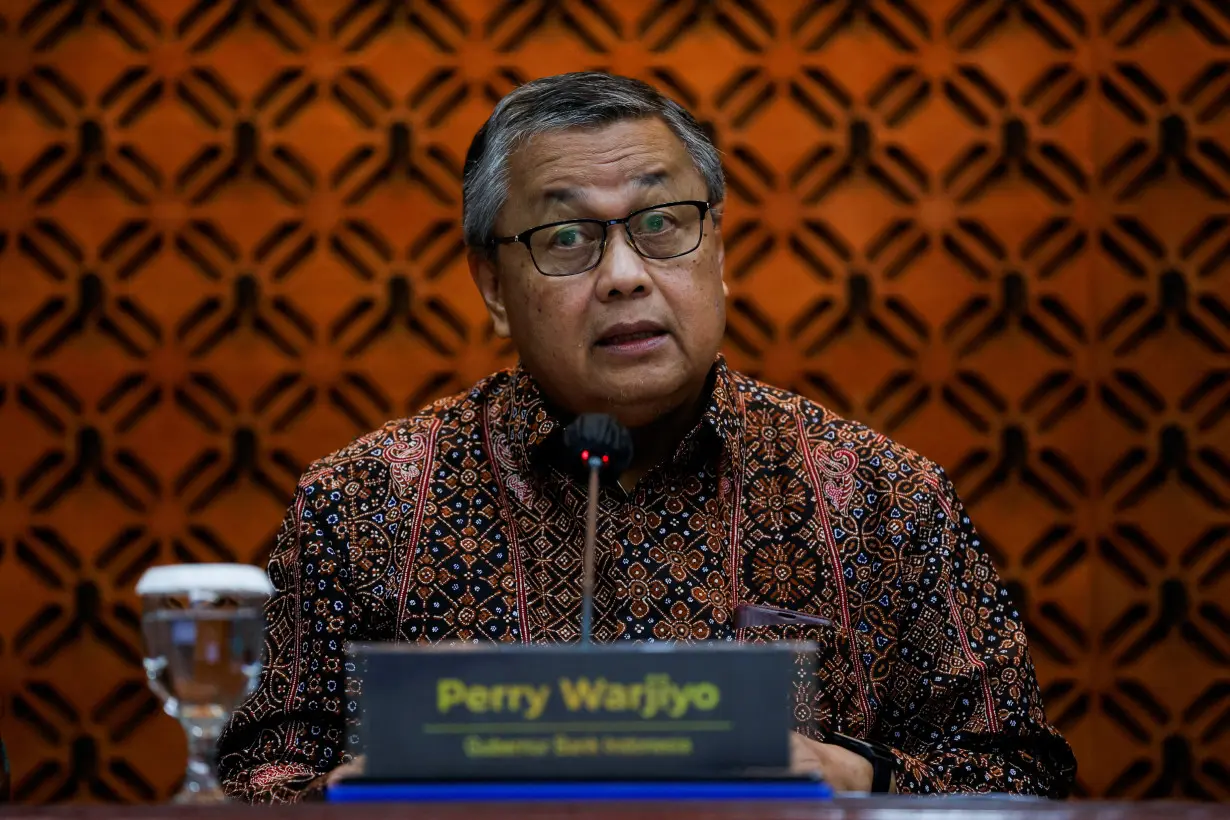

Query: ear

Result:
[468,249,511,338]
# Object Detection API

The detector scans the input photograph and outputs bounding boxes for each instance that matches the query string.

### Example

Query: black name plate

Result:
[349,642,811,781]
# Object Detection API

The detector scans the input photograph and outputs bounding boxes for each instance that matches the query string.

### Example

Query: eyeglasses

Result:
[488,200,712,277]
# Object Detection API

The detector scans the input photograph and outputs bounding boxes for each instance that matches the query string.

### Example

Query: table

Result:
[2,799,1225,820]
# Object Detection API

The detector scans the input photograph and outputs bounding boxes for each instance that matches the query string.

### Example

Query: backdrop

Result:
[0,0,1227,803]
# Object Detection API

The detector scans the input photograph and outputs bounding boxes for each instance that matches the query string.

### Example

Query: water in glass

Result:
[136,564,272,804]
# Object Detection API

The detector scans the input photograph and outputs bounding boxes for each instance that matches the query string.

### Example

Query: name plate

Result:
[348,642,812,781]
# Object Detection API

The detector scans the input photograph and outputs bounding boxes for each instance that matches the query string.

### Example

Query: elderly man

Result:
[217,71,1077,802]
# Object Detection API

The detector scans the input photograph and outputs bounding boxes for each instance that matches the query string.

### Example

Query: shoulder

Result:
[293,370,513,491]
[729,369,945,498]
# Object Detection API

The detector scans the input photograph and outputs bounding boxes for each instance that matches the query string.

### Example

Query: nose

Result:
[593,227,653,302]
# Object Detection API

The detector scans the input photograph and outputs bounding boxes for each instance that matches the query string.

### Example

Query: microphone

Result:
[563,414,633,646]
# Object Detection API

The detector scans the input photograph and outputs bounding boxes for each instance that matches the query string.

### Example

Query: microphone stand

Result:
[563,413,632,648]
[580,454,603,646]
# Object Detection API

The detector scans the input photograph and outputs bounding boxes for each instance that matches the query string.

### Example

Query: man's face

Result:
[469,117,727,428]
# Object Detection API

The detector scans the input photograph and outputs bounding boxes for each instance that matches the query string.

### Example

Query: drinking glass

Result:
[136,564,272,804]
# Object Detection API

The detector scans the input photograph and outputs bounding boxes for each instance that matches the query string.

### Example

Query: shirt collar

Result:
[504,355,745,472]
[700,354,745,452]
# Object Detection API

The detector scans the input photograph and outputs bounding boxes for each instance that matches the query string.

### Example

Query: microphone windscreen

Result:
[563,414,634,476]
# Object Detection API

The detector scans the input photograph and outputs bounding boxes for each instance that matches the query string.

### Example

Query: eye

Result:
[641,213,669,233]
[544,223,597,251]
[634,209,679,236]
[553,226,582,248]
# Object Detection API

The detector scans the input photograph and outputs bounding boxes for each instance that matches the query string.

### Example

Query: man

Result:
[216,71,1077,802]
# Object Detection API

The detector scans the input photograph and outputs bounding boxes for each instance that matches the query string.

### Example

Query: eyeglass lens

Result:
[528,202,705,276]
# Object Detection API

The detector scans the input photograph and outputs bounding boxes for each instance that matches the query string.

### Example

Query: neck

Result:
[619,388,709,489]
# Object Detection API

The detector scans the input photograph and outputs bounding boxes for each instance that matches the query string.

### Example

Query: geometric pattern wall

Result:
[0,0,1227,803]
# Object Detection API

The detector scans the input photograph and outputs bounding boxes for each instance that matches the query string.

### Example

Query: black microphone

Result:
[563,414,633,646]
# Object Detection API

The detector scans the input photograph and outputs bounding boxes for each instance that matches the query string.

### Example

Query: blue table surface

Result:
[326,779,836,803]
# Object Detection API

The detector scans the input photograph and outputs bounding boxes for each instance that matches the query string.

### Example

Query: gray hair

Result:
[462,72,724,251]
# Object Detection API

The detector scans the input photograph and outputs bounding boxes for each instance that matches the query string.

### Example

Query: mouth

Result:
[596,322,670,348]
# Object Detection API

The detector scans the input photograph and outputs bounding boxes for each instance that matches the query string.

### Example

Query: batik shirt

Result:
[216,358,1076,802]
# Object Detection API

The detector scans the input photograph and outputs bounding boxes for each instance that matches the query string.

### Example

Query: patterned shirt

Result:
[216,358,1077,802]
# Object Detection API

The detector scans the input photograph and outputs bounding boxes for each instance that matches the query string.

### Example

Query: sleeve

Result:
[216,472,362,803]
[874,468,1078,797]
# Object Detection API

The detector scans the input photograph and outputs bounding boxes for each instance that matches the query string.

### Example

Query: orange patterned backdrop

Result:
[0,0,1228,803]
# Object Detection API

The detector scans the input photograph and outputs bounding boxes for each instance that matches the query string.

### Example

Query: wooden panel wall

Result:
[0,0,1227,802]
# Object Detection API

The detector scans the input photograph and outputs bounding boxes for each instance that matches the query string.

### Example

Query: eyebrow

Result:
[540,171,670,206]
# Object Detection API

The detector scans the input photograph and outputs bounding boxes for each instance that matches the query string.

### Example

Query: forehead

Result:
[505,117,702,204]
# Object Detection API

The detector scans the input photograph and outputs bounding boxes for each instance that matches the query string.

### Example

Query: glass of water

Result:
[136,564,272,804]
